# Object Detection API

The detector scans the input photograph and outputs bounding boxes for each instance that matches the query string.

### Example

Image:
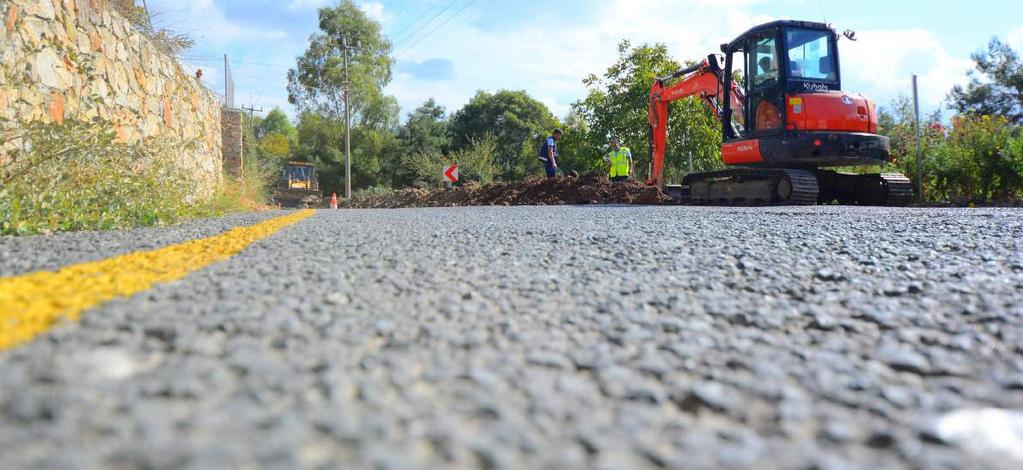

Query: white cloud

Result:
[389,0,772,119]
[388,0,976,120]
[154,0,986,122]
[842,29,972,111]
[359,1,386,22]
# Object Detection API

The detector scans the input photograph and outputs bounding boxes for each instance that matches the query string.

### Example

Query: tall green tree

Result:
[573,40,722,182]
[293,112,402,193]
[400,98,450,157]
[949,38,1023,124]
[255,108,298,143]
[286,0,395,124]
[449,90,557,179]
[286,0,402,192]
[392,99,451,187]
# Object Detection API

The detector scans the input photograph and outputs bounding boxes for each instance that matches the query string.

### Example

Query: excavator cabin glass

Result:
[725,21,842,142]
[786,29,837,83]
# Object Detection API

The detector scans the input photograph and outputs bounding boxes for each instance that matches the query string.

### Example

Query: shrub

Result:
[406,134,501,188]
[927,115,1022,201]
[0,118,205,235]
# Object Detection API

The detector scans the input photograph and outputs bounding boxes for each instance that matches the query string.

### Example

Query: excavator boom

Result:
[647,56,744,187]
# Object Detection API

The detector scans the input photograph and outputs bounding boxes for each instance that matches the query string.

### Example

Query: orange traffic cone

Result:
[331,193,338,209]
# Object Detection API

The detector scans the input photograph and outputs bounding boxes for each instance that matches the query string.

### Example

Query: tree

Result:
[293,112,402,193]
[259,133,291,162]
[391,99,451,187]
[449,90,556,179]
[949,38,1023,124]
[286,0,403,192]
[286,0,395,124]
[400,99,450,157]
[255,108,298,144]
[572,41,722,183]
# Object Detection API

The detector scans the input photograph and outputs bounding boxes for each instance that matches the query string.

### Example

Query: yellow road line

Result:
[0,210,316,350]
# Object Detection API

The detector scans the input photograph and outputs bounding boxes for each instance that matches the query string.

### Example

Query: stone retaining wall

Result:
[0,0,223,193]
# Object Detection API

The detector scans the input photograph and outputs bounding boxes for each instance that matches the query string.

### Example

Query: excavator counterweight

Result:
[648,20,912,206]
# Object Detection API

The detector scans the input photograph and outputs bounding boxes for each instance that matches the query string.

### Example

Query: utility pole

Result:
[336,36,360,200]
[912,75,924,203]
[240,105,263,121]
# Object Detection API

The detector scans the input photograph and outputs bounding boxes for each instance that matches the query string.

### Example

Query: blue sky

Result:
[152,0,1023,122]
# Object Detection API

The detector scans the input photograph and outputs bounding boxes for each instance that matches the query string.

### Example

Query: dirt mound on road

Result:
[339,174,673,209]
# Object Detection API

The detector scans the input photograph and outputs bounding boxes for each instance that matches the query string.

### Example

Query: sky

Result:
[151,0,1023,122]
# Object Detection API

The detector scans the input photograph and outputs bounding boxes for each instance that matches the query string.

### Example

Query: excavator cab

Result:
[719,20,889,167]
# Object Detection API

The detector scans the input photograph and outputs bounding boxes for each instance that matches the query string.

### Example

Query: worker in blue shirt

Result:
[538,129,563,178]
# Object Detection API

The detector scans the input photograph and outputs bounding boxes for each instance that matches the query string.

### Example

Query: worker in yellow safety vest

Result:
[604,137,633,182]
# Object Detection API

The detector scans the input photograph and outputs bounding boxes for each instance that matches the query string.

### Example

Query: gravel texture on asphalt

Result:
[0,212,283,277]
[1,206,1022,469]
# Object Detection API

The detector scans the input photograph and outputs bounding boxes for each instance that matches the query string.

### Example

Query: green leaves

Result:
[406,135,501,188]
[0,117,205,235]
[449,90,557,180]
[570,41,723,182]
[949,39,1023,124]
[287,0,395,126]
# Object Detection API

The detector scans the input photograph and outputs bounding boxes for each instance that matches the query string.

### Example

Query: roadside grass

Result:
[1,118,270,236]
[202,160,276,215]
[351,186,397,200]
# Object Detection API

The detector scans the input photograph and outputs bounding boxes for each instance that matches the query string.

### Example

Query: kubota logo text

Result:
[803,82,830,92]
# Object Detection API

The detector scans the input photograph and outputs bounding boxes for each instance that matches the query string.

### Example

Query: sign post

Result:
[443,163,459,187]
[912,75,924,203]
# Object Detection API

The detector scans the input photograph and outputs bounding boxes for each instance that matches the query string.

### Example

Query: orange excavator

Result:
[649,20,912,205]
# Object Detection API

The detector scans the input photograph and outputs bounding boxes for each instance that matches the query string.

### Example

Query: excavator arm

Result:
[647,56,745,187]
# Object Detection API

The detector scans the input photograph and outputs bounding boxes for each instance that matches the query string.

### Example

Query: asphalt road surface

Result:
[2,206,1022,469]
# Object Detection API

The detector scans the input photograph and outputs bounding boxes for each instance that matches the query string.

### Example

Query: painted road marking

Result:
[0,210,316,350]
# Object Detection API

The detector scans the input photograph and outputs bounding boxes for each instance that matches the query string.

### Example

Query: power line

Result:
[388,0,444,44]
[392,0,462,50]
[384,0,429,37]
[396,0,476,57]
[397,0,488,58]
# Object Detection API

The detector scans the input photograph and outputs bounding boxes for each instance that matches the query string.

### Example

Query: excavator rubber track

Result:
[679,168,819,206]
[814,171,914,206]
[677,169,914,207]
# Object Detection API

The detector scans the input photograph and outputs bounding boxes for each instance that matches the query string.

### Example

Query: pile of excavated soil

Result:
[338,174,673,209]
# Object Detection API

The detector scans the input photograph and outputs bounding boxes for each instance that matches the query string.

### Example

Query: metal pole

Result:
[343,40,352,200]
[912,75,923,202]
[141,0,155,32]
